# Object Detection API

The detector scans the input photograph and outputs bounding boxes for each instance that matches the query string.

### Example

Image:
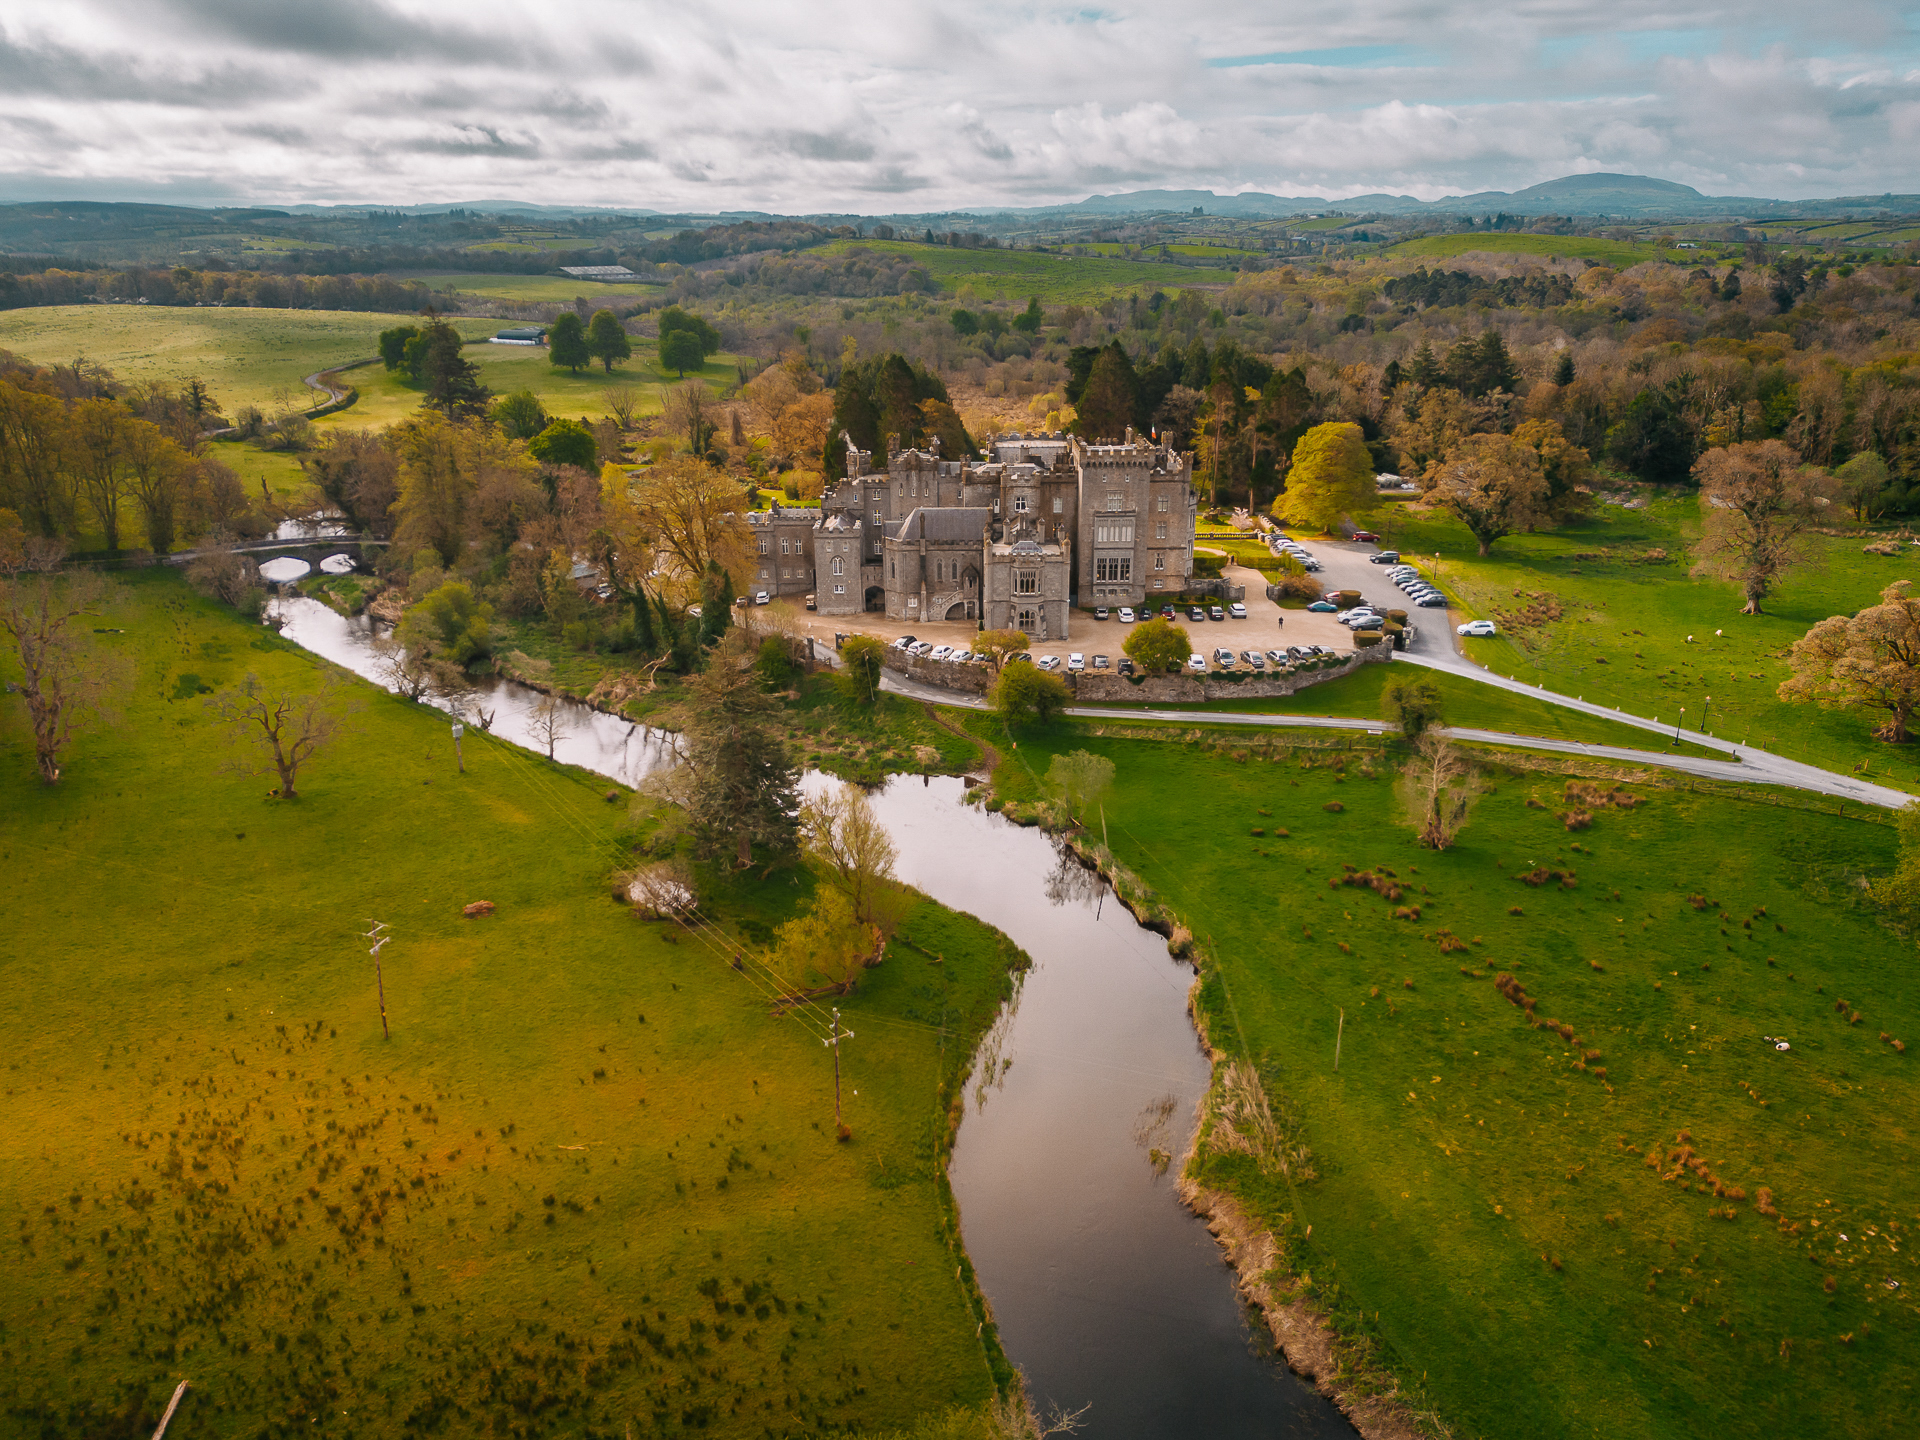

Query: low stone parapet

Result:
[1067,642,1387,703]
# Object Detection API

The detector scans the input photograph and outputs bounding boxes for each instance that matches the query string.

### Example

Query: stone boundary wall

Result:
[879,639,1388,703]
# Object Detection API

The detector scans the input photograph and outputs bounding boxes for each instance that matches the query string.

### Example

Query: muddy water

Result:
[867,777,1351,1439]
[272,604,1349,1436]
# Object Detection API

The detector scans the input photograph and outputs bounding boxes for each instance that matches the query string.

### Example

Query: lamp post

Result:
[1700,696,1712,734]
[1675,706,1684,745]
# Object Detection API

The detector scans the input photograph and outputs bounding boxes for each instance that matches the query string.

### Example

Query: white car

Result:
[1458,619,1497,637]
[1035,654,1063,671]
[754,591,770,605]
[928,645,954,661]
[1187,653,1208,672]
[1118,607,1136,623]
[1228,602,1247,619]
[1066,652,1085,672]
[908,640,934,657]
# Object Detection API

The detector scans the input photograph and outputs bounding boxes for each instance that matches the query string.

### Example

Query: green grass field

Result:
[407,273,668,305]
[0,572,1019,1438]
[812,240,1239,303]
[1131,658,1723,757]
[1081,242,1262,259]
[0,308,498,418]
[1373,497,1917,789]
[1390,234,1694,268]
[318,346,744,432]
[979,719,1919,1439]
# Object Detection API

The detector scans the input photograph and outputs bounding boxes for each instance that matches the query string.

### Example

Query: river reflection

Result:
[864,777,1353,1439]
[271,601,1351,1437]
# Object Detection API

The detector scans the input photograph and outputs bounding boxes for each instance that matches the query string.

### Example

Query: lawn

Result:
[0,571,1020,1439]
[1389,234,1695,268]
[317,345,745,432]
[1128,658,1724,757]
[1372,496,1919,790]
[811,240,1239,304]
[406,273,668,306]
[0,307,498,419]
[978,719,1920,1439]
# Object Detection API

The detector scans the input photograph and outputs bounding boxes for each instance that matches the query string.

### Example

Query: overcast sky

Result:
[0,0,1916,211]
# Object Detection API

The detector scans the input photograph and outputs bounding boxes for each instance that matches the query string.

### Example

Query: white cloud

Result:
[0,0,1913,207]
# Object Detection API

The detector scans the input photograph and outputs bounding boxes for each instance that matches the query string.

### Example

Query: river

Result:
[270,594,1352,1438]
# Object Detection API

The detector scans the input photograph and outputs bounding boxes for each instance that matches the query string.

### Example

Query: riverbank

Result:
[0,570,1027,1438]
[969,710,1920,1439]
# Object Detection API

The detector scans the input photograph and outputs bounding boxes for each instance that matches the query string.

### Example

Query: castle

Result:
[746,431,1196,642]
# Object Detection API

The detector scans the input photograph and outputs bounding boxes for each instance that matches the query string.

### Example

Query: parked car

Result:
[928,644,953,661]
[1307,600,1338,612]
[1160,605,1177,620]
[1118,657,1136,675]
[1417,594,1448,608]
[1352,530,1381,543]
[1187,653,1208,672]
[755,590,771,603]
[1367,551,1400,565]
[1267,649,1289,664]
[1228,602,1247,620]
[1035,654,1062,671]
[1242,650,1266,669]
[1092,653,1110,669]
[1208,605,1225,621]
[805,594,817,611]
[950,650,974,663]
[1188,606,1207,622]
[1010,652,1033,666]
[1118,607,1136,623]
[1301,558,1323,571]
[1067,652,1086,672]
[891,635,917,650]
[1457,619,1497,637]
[1094,607,1109,621]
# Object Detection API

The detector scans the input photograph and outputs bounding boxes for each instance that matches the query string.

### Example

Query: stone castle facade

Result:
[754,430,1194,642]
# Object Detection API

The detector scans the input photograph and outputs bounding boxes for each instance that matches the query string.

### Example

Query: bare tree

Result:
[603,385,640,430]
[209,672,351,798]
[662,379,712,458]
[1691,439,1835,615]
[0,529,125,783]
[1397,733,1484,849]
[185,534,263,612]
[528,691,569,760]
[370,631,437,701]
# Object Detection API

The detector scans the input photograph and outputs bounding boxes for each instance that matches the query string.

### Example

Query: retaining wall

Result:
[1068,642,1388,703]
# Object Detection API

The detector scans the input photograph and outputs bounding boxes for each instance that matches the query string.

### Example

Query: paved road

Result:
[877,659,1909,810]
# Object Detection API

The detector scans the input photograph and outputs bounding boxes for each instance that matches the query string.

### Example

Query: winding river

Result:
[270,593,1352,1438]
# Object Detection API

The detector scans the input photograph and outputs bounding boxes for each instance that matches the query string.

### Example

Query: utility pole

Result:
[451,720,465,773]
[363,920,391,1040]
[824,1008,854,1141]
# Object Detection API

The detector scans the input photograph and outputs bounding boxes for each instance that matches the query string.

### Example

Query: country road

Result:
[874,664,1911,811]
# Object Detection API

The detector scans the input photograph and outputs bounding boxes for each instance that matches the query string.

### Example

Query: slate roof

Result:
[894,507,991,543]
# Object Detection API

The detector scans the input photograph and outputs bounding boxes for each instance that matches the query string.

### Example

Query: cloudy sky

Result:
[0,0,1916,211]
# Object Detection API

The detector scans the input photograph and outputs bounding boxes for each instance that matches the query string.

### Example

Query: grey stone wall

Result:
[1067,643,1389,703]
[880,651,992,694]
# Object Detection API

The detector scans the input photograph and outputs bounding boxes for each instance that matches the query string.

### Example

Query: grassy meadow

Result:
[1370,496,1920,789]
[811,240,1239,304]
[406,274,668,306]
[317,345,744,433]
[0,308,498,418]
[1388,234,1698,268]
[0,572,1021,1439]
[978,718,1920,1439]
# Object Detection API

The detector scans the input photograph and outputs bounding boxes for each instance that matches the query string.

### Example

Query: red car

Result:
[1352,530,1381,543]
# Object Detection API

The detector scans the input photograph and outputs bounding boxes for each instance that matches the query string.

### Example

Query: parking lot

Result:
[783,530,1458,674]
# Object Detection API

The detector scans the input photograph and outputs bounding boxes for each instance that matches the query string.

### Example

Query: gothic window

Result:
[889,559,895,579]
[1017,608,1037,630]
[1156,494,1170,512]
[1013,494,1029,513]
[1105,493,1123,512]
[1052,496,1063,514]
[831,556,845,576]
[1095,556,1132,582]
[1014,570,1039,596]
[1155,521,1168,540]
[1154,554,1165,571]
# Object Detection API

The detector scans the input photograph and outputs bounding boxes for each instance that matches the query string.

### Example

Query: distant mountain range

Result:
[1030,173,1920,220]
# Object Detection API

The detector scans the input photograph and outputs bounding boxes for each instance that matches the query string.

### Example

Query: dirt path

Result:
[920,701,997,778]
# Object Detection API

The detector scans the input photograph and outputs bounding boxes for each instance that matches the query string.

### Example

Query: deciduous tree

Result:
[548,312,590,374]
[608,453,751,593]
[209,671,351,799]
[836,633,886,705]
[800,782,900,928]
[659,329,704,378]
[0,523,125,783]
[1275,422,1374,535]
[1780,579,1920,742]
[1430,431,1550,557]
[529,418,596,471]
[1382,674,1445,738]
[1045,749,1114,828]
[397,579,495,668]
[490,389,548,440]
[585,309,632,373]
[1398,733,1483,849]
[973,628,1029,669]
[989,657,1069,727]
[1123,616,1191,673]
[1690,439,1834,614]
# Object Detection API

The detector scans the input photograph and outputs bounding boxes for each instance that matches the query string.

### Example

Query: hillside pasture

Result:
[1389,233,1695,268]
[812,239,1239,304]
